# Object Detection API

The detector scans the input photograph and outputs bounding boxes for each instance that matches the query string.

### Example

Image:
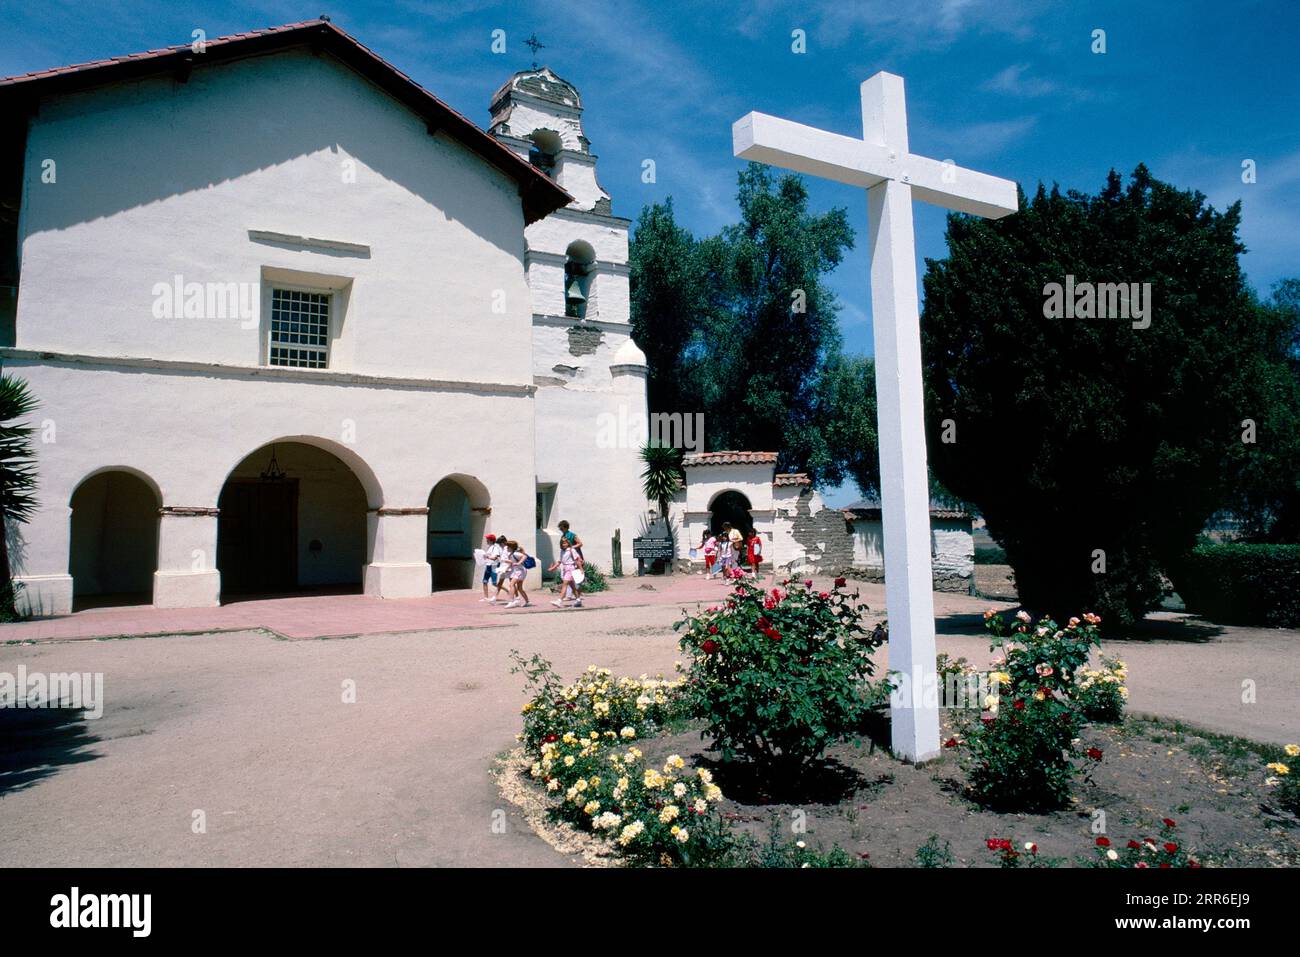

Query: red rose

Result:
[767,629,782,641]
[1013,699,1025,710]
[1095,837,1111,847]
[1163,843,1178,854]
[834,577,846,587]
[756,617,771,630]
[1086,747,1103,760]
[1159,863,1170,869]
[1162,818,1177,828]
[985,839,1001,850]
[943,738,958,748]
[701,639,719,655]
[1026,843,1037,854]
[543,734,558,743]
[1126,840,1141,849]
[708,625,719,634]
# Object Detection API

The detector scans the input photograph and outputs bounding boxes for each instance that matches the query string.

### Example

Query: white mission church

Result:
[0,20,974,616]
[0,20,650,614]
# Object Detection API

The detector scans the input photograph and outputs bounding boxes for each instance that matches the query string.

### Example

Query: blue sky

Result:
[3,0,1297,503]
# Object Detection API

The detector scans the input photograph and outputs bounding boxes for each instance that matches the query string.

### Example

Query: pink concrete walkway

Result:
[0,573,746,642]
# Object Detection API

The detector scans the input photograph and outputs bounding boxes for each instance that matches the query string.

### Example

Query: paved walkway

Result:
[1,574,738,642]
[0,575,1295,866]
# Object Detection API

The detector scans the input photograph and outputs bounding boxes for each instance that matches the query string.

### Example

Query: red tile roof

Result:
[773,472,812,486]
[682,451,779,467]
[0,19,571,224]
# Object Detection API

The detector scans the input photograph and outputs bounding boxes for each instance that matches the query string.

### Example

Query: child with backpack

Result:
[505,540,534,608]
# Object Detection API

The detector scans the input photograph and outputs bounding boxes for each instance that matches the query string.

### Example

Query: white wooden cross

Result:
[733,72,1018,762]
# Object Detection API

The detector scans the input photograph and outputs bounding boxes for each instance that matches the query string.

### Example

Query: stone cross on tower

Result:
[733,72,1018,762]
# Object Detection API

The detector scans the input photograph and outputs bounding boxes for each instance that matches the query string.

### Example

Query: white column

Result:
[153,509,221,608]
[9,503,75,616]
[363,509,432,599]
[864,73,941,762]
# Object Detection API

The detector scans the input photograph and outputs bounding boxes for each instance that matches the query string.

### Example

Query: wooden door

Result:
[217,479,299,594]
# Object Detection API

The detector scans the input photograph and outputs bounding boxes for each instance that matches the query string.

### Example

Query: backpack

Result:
[523,555,537,569]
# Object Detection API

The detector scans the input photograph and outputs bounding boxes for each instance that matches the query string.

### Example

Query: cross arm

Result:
[732,111,1018,220]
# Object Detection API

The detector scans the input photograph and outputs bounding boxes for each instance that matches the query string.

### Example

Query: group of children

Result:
[700,522,764,580]
[478,520,586,610]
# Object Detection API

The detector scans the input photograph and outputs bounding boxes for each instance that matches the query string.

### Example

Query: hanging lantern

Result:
[260,445,287,481]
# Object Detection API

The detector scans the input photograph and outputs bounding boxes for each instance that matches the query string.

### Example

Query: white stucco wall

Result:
[14,49,536,384]
[4,47,552,614]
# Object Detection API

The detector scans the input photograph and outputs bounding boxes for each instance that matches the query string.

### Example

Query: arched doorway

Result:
[69,469,161,609]
[217,441,369,598]
[709,490,754,537]
[427,475,489,590]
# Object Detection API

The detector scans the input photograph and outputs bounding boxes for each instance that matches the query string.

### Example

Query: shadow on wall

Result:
[0,706,102,796]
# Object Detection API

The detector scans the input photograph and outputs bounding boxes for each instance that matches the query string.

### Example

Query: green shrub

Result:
[549,561,609,594]
[915,835,954,868]
[964,693,1089,812]
[1170,543,1300,627]
[675,575,889,772]
[960,610,1103,811]
[1074,656,1128,722]
[509,651,684,752]
[974,546,1006,565]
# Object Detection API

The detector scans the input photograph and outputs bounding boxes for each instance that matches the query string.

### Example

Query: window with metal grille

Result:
[268,288,330,368]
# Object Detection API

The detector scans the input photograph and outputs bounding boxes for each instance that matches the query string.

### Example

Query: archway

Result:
[217,441,369,598]
[709,490,754,537]
[427,475,489,590]
[69,469,160,609]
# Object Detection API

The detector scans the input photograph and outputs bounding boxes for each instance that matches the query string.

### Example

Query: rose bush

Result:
[959,610,1104,811]
[675,576,890,772]
[1074,655,1128,722]
[1090,819,1200,868]
[511,651,685,753]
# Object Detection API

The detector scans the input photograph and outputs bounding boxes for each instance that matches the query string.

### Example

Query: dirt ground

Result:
[630,716,1300,867]
[1,575,1296,866]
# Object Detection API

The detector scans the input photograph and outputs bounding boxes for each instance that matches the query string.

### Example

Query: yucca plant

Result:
[0,371,38,620]
[639,441,683,522]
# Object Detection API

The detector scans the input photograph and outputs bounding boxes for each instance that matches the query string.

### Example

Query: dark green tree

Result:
[0,371,37,620]
[1230,278,1300,541]
[629,164,858,485]
[920,165,1282,625]
[628,198,707,417]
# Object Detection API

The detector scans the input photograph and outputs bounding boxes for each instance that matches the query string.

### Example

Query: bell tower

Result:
[489,66,647,577]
